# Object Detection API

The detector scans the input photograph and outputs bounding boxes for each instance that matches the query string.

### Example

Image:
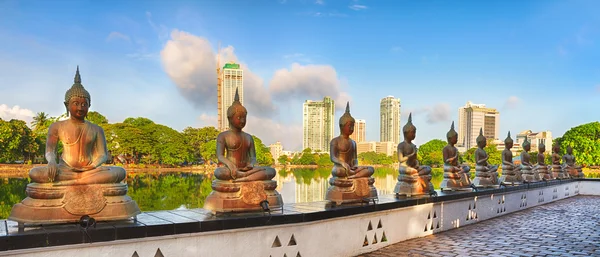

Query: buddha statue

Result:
[519,137,537,182]
[440,121,472,191]
[533,143,551,180]
[204,88,282,213]
[9,67,140,225]
[562,146,584,178]
[394,113,435,197]
[326,102,377,205]
[499,131,522,185]
[551,145,568,179]
[472,128,499,187]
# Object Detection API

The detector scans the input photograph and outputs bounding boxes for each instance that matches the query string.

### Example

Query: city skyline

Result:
[1,1,599,151]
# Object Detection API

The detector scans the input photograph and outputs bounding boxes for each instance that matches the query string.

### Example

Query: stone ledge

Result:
[0,178,595,252]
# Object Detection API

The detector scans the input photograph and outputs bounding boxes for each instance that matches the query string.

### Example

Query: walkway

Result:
[359,196,600,257]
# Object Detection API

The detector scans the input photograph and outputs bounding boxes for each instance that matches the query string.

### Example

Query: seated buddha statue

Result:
[326,102,377,205]
[394,113,435,197]
[472,128,499,188]
[533,143,551,180]
[9,67,140,225]
[440,121,472,191]
[499,131,522,185]
[519,138,537,182]
[562,146,584,178]
[551,145,568,179]
[204,88,282,213]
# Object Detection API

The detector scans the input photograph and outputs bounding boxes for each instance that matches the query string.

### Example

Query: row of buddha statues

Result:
[7,68,587,225]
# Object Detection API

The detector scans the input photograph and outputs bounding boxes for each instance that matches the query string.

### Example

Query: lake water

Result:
[0,167,445,219]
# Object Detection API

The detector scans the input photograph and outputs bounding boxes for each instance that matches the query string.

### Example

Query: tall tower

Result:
[458,101,500,149]
[350,119,366,143]
[302,97,335,152]
[379,96,401,146]
[219,62,244,131]
[217,43,222,131]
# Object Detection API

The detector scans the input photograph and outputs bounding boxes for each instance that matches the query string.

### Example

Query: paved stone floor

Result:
[359,196,600,257]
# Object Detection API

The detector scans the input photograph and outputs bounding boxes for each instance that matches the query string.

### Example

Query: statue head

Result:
[567,145,573,154]
[553,144,560,154]
[64,66,91,120]
[402,113,416,141]
[476,128,487,148]
[339,102,355,136]
[538,142,546,153]
[522,137,530,152]
[446,121,458,145]
[226,88,247,130]
[504,131,513,149]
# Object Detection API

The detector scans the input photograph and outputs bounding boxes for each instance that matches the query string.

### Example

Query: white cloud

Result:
[315,0,324,4]
[349,4,367,11]
[503,96,520,109]
[106,32,130,42]
[146,11,169,41]
[390,46,404,53]
[401,103,451,124]
[196,113,218,128]
[0,104,35,124]
[307,11,348,18]
[160,29,350,150]
[269,63,351,110]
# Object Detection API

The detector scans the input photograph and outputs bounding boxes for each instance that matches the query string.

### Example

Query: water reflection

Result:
[0,167,444,219]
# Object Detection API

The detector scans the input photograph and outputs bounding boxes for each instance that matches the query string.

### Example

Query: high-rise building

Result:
[458,101,500,149]
[376,141,395,156]
[218,62,244,131]
[303,97,335,152]
[357,141,376,155]
[380,96,401,146]
[515,130,553,154]
[269,141,283,165]
[350,119,366,143]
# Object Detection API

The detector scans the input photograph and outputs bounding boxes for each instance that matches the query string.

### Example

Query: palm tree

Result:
[31,112,49,131]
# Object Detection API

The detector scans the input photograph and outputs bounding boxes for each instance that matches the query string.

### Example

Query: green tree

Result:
[464,147,477,164]
[252,135,274,165]
[553,122,600,166]
[0,119,38,163]
[86,111,108,125]
[182,126,219,162]
[31,112,49,131]
[485,139,502,165]
[200,140,217,164]
[278,154,289,165]
[296,148,316,165]
[417,139,446,166]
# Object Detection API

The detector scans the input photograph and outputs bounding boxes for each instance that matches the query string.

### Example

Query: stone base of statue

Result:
[440,165,472,191]
[551,165,568,179]
[326,177,377,205]
[536,165,552,180]
[520,166,537,183]
[204,180,283,214]
[394,167,434,197]
[472,166,499,188]
[9,182,140,225]
[565,167,584,178]
[499,165,522,185]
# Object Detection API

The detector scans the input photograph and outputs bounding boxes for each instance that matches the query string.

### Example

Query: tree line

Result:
[0,111,274,166]
[1,112,598,168]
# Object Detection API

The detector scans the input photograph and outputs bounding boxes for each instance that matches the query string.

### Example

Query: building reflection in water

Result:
[274,167,398,204]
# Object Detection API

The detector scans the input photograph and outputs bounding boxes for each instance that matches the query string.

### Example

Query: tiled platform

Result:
[359,195,600,257]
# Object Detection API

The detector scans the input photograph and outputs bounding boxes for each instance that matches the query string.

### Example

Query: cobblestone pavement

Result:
[359,196,600,257]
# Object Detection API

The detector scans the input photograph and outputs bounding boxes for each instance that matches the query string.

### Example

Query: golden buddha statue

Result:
[472,128,499,187]
[440,121,472,191]
[533,143,551,180]
[499,131,522,185]
[9,67,140,225]
[326,102,377,205]
[519,138,537,182]
[394,113,435,197]
[562,146,584,178]
[204,88,282,213]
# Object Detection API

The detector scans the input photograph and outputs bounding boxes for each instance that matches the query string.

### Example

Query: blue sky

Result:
[0,0,599,151]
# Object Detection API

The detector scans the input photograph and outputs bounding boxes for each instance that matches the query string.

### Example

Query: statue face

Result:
[567,147,573,154]
[449,135,458,145]
[505,142,513,149]
[524,144,530,152]
[404,130,416,141]
[554,145,560,153]
[229,110,247,130]
[66,96,89,120]
[539,146,545,153]
[477,139,487,148]
[341,121,354,136]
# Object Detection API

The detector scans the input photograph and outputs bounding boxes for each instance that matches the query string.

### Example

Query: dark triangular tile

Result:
[288,234,297,246]
[272,236,282,248]
[132,251,140,257]
[381,231,388,242]
[155,248,164,257]
[367,221,373,231]
[377,219,382,229]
